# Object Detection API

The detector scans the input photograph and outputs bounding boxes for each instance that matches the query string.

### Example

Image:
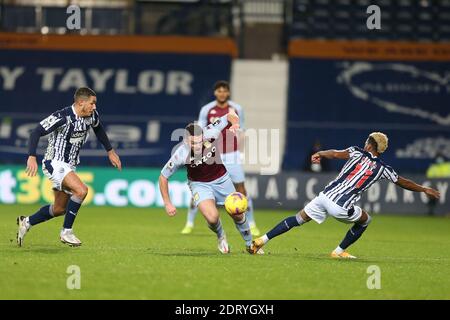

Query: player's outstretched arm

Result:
[395,176,440,200]
[311,149,350,164]
[159,175,177,216]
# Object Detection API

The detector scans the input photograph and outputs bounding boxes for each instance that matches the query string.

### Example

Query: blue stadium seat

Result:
[92,8,128,34]
[291,0,448,42]
[2,5,36,31]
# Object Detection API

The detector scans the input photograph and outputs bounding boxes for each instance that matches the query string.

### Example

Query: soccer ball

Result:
[224,192,248,215]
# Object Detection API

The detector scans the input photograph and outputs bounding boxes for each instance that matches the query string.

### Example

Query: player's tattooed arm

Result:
[395,176,440,200]
[311,149,350,163]
[159,175,177,216]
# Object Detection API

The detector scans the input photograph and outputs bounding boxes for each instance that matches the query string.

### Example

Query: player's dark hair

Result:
[367,136,378,152]
[74,87,96,101]
[185,123,203,137]
[214,80,230,91]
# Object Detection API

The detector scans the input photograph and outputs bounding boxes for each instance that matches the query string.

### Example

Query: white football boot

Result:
[218,234,230,254]
[60,229,82,247]
[16,216,30,247]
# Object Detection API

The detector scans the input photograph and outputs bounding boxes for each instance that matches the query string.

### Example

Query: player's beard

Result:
[217,98,229,106]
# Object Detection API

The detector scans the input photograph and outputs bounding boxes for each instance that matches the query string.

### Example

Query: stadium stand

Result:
[290,0,450,42]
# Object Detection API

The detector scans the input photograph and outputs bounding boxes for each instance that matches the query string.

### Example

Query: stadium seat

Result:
[92,8,128,35]
[2,5,37,32]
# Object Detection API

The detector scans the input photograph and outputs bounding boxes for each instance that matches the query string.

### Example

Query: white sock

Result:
[334,246,344,254]
[261,234,269,244]
[24,217,31,230]
[186,206,198,226]
[246,198,255,225]
[234,216,252,247]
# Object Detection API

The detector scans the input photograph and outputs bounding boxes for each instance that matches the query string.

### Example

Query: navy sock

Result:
[63,196,83,229]
[339,224,368,250]
[28,205,54,226]
[267,215,302,240]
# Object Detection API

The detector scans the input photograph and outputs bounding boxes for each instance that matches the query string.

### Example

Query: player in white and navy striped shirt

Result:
[322,145,398,211]
[16,87,122,247]
[250,132,440,258]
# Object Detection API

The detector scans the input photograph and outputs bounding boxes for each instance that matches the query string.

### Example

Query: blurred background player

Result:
[181,81,260,236]
[250,132,441,258]
[16,87,122,247]
[160,112,261,254]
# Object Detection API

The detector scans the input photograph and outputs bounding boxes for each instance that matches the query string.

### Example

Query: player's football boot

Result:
[250,224,261,237]
[331,250,357,259]
[60,229,82,247]
[248,237,265,254]
[218,235,230,254]
[181,224,194,234]
[16,216,30,247]
[246,245,264,255]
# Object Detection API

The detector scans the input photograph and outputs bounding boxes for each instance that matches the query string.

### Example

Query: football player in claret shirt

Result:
[249,132,440,258]
[159,111,262,254]
[181,81,260,236]
[17,87,121,247]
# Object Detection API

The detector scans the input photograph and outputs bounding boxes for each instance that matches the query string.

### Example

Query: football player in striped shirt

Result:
[180,81,260,236]
[249,132,440,258]
[17,87,121,247]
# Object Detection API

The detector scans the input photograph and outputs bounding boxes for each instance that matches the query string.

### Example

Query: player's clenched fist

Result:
[311,152,321,164]
[165,203,177,216]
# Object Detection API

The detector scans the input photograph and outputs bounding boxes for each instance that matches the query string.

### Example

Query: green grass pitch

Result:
[1,204,449,299]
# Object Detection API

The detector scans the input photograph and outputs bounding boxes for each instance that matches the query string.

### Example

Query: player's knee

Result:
[74,184,88,200]
[231,212,245,222]
[359,211,372,227]
[298,210,311,222]
[205,214,219,225]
